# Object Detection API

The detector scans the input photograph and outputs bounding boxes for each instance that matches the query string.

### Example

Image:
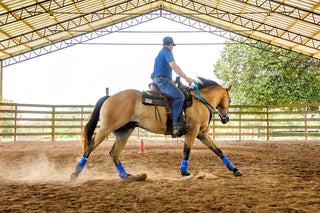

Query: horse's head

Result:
[194,77,232,124]
[216,85,232,124]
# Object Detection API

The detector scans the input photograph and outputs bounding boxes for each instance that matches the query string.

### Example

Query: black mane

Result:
[196,77,220,89]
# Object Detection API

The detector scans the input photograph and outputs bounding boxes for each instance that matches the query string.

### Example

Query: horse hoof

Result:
[124,173,147,182]
[70,172,79,180]
[186,174,195,180]
[233,169,243,177]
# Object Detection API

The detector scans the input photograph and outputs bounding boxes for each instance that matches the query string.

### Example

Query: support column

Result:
[0,60,2,101]
[0,61,2,141]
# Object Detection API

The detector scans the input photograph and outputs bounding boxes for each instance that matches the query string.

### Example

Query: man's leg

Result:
[153,78,184,126]
[171,91,184,126]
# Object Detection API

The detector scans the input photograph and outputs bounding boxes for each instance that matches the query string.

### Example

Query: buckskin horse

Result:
[71,77,242,181]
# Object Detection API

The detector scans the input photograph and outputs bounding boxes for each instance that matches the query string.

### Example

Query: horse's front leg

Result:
[197,133,243,177]
[179,130,198,178]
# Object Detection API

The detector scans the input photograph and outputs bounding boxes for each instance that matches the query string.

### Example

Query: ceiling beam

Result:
[249,0,287,38]
[159,10,320,66]
[0,2,52,45]
[0,0,86,26]
[99,0,114,24]
[1,1,319,67]
[167,0,320,54]
[70,0,94,30]
[33,0,73,38]
[228,0,251,31]
[2,10,161,67]
[0,0,157,55]
[235,0,320,26]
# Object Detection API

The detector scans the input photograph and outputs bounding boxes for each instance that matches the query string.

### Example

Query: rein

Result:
[191,80,224,120]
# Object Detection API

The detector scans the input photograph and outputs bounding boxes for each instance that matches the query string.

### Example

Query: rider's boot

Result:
[172,125,181,136]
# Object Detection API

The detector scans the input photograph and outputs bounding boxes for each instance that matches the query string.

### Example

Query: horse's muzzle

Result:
[220,115,229,124]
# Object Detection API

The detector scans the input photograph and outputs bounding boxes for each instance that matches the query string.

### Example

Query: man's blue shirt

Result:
[153,46,175,79]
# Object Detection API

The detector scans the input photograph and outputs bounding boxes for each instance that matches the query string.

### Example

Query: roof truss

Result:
[0,0,319,67]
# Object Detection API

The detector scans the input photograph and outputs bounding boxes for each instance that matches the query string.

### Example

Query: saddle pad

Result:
[142,91,193,108]
[142,91,168,106]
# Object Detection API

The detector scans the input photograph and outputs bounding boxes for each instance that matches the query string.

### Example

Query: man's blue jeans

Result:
[153,77,184,126]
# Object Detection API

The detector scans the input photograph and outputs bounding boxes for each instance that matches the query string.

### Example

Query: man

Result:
[151,36,193,136]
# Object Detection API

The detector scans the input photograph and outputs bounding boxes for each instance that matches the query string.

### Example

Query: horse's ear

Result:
[227,85,232,92]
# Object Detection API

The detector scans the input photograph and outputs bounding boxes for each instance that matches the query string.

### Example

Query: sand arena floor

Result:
[0,139,319,212]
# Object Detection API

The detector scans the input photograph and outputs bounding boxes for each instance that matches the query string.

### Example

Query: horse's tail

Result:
[81,96,110,152]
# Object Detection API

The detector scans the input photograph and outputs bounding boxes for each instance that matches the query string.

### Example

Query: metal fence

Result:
[0,102,319,141]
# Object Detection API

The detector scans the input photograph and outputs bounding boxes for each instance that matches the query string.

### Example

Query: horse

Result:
[71,77,242,181]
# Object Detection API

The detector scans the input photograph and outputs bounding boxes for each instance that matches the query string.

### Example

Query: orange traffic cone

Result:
[138,139,146,153]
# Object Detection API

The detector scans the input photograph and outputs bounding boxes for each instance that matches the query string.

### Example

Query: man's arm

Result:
[169,61,193,85]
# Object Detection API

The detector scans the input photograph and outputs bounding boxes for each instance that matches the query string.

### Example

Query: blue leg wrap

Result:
[180,159,189,176]
[221,156,235,171]
[116,164,129,178]
[76,155,88,172]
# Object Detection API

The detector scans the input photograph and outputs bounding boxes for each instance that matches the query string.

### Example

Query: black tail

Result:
[81,96,110,152]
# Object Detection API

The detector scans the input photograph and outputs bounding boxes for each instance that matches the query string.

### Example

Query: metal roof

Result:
[0,0,320,67]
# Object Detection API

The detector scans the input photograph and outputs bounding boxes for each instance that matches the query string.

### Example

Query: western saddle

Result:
[142,77,192,137]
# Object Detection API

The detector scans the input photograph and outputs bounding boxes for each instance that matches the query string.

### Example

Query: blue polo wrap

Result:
[76,155,88,172]
[221,156,235,171]
[180,159,189,175]
[116,164,129,178]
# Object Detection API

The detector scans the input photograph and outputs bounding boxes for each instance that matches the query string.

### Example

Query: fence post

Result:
[266,106,269,141]
[239,107,241,141]
[52,106,55,141]
[0,104,2,142]
[304,105,308,140]
[14,104,17,142]
[80,106,84,140]
[212,115,215,141]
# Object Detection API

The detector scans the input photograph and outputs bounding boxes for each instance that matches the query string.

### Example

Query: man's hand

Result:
[185,77,193,85]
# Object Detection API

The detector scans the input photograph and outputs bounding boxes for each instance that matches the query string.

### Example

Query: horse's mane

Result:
[196,77,221,89]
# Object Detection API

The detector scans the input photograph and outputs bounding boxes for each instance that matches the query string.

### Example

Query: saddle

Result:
[142,77,193,137]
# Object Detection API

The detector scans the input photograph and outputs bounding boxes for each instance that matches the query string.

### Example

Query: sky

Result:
[3,18,226,105]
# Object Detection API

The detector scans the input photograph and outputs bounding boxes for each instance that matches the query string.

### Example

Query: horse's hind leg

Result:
[110,123,147,181]
[197,133,243,177]
[71,126,111,180]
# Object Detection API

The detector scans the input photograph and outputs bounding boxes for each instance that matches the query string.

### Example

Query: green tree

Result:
[214,40,320,105]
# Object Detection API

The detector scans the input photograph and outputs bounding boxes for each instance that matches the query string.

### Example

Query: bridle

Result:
[191,80,231,123]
